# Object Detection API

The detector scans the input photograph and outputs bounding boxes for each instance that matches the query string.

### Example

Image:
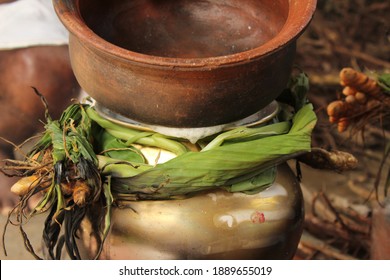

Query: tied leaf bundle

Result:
[91,103,316,200]
[2,72,317,260]
[2,95,112,260]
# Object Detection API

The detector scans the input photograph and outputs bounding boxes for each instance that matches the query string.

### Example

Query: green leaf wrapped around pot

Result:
[101,104,316,200]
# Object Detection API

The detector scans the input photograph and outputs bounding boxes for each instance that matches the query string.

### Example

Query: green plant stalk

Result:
[202,121,291,151]
[86,107,188,155]
[53,183,65,221]
[105,128,188,156]
[94,176,113,260]
[97,155,152,177]
[31,180,56,213]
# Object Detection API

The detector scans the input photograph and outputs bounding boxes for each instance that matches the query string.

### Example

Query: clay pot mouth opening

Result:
[54,0,317,67]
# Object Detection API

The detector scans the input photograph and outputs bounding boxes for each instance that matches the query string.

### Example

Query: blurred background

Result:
[293,0,390,260]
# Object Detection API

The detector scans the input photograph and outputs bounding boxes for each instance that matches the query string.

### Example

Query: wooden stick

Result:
[305,214,350,241]
[300,231,358,260]
[304,214,370,251]
[319,191,350,230]
[315,191,371,235]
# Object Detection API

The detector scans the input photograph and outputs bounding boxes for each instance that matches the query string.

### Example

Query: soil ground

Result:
[0,214,44,260]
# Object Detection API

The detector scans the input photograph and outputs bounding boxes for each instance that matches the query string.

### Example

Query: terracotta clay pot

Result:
[53,0,316,127]
[78,163,303,260]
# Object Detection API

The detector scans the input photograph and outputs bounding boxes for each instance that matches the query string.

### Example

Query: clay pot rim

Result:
[54,0,317,68]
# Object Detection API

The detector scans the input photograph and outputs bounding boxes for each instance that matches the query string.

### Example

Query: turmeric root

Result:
[340,68,383,100]
[342,86,358,96]
[11,175,50,196]
[72,180,91,207]
[326,100,364,132]
[298,148,358,172]
[354,92,368,104]
[11,175,40,196]
[339,68,390,106]
[327,68,389,132]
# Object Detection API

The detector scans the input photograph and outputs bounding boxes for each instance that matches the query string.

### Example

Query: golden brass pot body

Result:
[79,163,303,260]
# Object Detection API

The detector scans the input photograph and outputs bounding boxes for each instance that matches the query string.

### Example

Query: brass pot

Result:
[78,163,303,260]
[53,0,316,127]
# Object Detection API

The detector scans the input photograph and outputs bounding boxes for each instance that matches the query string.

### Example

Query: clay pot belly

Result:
[53,0,317,127]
